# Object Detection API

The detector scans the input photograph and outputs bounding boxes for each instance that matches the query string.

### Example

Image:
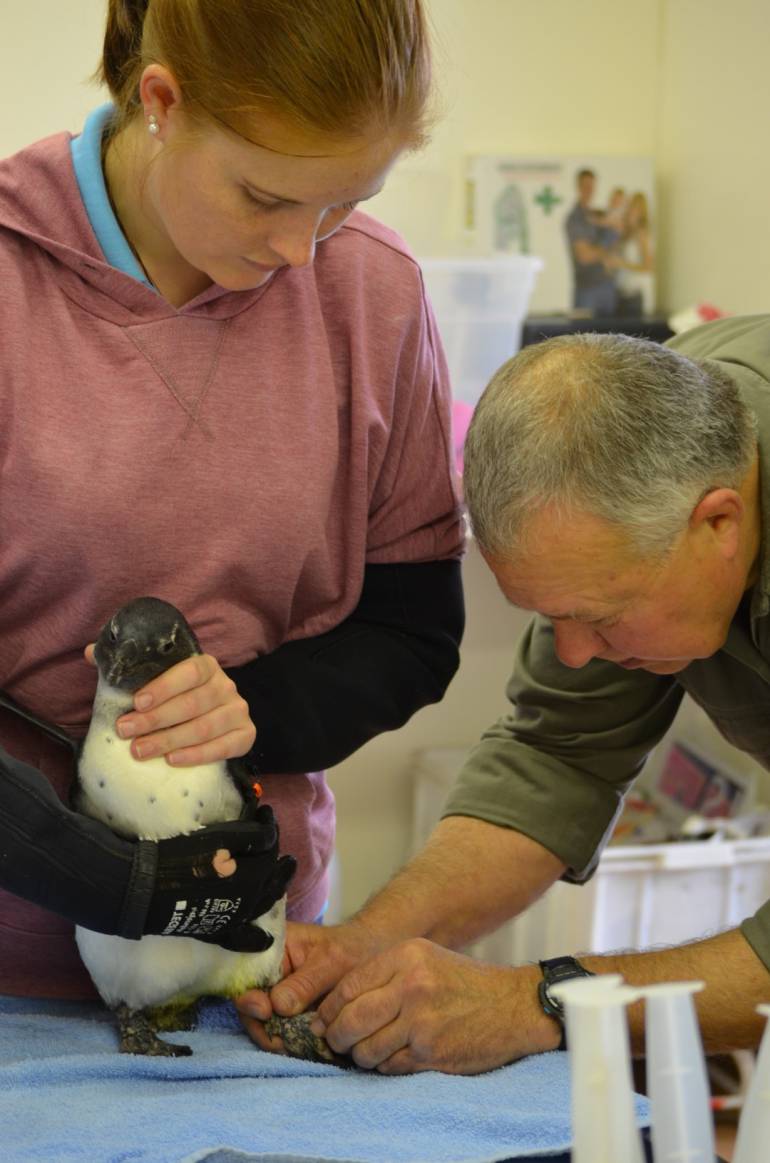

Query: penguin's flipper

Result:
[113,1003,193,1057]
[227,754,263,811]
[265,1012,352,1069]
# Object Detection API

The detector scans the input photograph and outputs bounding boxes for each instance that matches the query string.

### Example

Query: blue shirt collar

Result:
[70,104,155,290]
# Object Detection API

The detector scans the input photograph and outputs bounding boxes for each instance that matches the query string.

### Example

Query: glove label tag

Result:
[161,896,243,936]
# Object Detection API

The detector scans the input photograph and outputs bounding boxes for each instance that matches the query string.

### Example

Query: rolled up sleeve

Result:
[442,615,685,881]
[741,903,770,972]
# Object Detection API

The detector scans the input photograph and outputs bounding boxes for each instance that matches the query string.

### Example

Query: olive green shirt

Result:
[443,315,770,969]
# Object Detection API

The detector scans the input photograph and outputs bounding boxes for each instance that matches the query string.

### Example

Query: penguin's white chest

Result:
[77,680,242,839]
[76,900,286,1009]
[75,678,279,1009]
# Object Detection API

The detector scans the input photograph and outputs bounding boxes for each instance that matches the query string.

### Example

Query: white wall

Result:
[2,1,769,918]
[0,1,107,153]
[656,0,770,314]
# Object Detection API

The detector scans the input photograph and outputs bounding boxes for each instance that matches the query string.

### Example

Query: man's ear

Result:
[689,487,744,559]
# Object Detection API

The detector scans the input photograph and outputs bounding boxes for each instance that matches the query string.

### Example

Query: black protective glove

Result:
[144,808,297,952]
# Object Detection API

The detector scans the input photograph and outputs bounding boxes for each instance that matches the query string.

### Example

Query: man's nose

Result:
[552,621,605,668]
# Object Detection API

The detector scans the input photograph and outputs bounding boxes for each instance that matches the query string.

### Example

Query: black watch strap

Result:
[537,955,595,1050]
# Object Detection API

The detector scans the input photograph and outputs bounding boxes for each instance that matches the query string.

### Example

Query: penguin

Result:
[74,596,338,1061]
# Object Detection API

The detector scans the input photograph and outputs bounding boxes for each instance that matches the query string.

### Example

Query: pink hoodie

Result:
[0,130,462,997]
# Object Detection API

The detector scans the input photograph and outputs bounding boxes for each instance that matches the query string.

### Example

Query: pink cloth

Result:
[0,131,463,997]
[451,400,475,475]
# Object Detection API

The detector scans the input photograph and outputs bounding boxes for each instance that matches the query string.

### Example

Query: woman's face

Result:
[626,196,646,230]
[140,109,403,291]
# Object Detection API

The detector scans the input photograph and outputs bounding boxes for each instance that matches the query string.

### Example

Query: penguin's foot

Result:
[265,1011,351,1068]
[113,1003,193,1057]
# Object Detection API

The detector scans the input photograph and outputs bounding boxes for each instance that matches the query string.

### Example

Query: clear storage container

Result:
[419,256,543,406]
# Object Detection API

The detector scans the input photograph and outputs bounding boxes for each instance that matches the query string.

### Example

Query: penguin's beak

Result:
[97,638,141,690]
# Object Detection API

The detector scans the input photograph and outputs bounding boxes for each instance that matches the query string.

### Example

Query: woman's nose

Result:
[266,209,320,268]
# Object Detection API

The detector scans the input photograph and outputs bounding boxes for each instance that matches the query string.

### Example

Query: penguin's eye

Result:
[159,640,175,654]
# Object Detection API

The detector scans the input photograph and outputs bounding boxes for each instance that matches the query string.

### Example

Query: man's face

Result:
[484,507,747,676]
[577,173,595,204]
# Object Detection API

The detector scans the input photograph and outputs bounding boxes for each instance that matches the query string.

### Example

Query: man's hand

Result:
[85,644,255,765]
[235,918,382,1051]
[307,939,560,1074]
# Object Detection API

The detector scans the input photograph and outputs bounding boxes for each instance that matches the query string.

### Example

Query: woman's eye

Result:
[244,189,278,209]
[243,188,358,215]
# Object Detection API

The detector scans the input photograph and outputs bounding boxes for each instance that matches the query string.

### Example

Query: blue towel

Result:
[0,996,649,1163]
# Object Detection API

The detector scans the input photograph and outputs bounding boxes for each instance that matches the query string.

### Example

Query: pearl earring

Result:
[148,115,160,136]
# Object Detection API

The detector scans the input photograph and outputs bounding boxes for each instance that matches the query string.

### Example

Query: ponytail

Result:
[97,0,150,112]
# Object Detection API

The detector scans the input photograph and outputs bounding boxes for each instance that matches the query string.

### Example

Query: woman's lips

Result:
[243,257,280,272]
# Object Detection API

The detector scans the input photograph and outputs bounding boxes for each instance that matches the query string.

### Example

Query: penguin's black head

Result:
[94,597,202,692]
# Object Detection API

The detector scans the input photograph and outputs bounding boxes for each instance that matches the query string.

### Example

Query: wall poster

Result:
[466,155,657,317]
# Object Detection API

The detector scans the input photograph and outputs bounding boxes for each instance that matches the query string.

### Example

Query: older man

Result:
[240,315,770,1074]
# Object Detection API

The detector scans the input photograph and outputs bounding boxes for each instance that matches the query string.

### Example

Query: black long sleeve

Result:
[227,559,465,774]
[0,560,463,930]
[0,744,156,935]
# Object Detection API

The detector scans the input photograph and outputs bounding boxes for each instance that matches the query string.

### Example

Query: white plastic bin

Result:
[410,746,770,966]
[419,256,543,407]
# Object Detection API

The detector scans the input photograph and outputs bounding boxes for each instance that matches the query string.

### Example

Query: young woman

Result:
[0,0,464,999]
[616,191,655,316]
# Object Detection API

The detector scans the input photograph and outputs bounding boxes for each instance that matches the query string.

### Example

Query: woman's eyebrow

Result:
[244,180,385,205]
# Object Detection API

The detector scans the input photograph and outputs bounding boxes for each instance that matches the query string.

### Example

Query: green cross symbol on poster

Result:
[534,185,562,215]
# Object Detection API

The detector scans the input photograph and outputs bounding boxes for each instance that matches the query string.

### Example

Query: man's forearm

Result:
[353,816,566,950]
[581,928,768,1053]
[352,820,770,1054]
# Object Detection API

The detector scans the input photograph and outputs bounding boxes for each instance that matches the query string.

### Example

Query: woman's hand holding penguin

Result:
[84,644,256,766]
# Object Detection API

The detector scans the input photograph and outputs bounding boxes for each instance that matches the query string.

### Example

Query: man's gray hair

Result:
[463,332,758,559]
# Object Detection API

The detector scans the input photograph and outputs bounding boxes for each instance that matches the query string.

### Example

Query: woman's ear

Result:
[138,64,184,137]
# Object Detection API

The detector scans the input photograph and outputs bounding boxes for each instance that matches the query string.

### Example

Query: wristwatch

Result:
[538,955,595,1050]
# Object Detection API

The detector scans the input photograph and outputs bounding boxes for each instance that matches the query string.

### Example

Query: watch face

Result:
[543,982,564,1015]
[537,978,564,1020]
[539,958,594,1017]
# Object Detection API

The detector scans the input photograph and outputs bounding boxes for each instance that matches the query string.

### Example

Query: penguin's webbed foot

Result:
[265,1011,351,1068]
[114,1003,193,1057]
